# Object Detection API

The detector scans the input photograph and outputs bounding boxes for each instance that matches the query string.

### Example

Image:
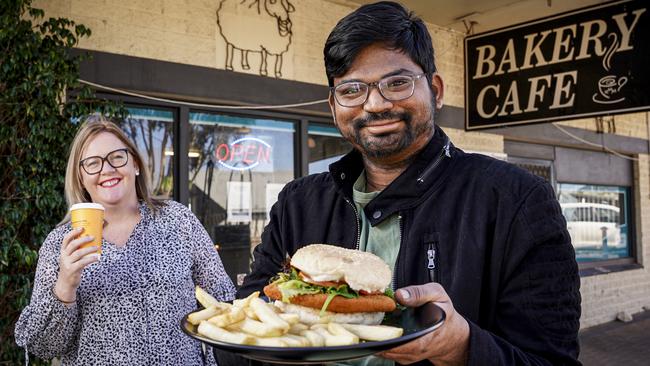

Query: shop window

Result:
[120,107,174,198]
[558,183,632,263]
[508,157,554,185]
[308,124,352,174]
[188,112,295,284]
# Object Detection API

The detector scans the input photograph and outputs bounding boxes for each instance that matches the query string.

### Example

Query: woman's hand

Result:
[53,227,100,303]
[378,283,470,365]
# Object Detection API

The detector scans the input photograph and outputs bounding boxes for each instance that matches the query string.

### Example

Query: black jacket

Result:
[238,126,581,366]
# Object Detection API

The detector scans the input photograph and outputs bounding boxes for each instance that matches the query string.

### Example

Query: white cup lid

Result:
[70,203,105,211]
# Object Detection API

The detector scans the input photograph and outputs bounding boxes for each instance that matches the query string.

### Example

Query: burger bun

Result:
[291,244,392,293]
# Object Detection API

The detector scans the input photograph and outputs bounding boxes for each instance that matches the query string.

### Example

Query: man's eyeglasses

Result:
[79,148,130,175]
[331,73,425,107]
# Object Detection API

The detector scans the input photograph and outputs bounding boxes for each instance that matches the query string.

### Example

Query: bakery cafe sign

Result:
[464,0,649,130]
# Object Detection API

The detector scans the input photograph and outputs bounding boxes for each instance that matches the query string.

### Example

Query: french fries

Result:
[300,329,325,346]
[279,313,300,325]
[208,307,246,327]
[190,286,404,348]
[198,321,255,345]
[275,334,308,347]
[288,322,309,334]
[313,327,352,346]
[188,305,222,325]
[341,323,404,341]
[250,298,290,330]
[232,290,259,309]
[252,336,288,347]
[328,323,359,344]
[242,306,259,320]
[228,317,285,337]
[195,286,219,308]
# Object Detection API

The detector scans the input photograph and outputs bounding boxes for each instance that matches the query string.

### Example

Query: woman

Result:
[15,115,235,365]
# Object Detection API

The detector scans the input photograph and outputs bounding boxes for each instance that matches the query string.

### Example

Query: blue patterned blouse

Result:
[15,200,236,365]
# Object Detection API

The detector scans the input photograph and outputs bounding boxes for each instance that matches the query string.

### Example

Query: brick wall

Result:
[444,127,504,154]
[557,112,649,139]
[427,26,465,108]
[31,0,467,107]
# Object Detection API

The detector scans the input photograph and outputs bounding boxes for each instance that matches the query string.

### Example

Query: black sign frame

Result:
[464,0,649,130]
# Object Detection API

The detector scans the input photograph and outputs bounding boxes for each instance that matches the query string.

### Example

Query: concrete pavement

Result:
[579,310,650,366]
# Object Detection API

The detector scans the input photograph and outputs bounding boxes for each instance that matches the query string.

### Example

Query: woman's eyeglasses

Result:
[79,148,130,175]
[331,73,425,107]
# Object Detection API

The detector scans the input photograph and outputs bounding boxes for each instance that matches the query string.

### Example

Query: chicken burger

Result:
[263,244,396,325]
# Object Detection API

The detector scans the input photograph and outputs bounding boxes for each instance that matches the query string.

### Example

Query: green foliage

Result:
[0,0,125,363]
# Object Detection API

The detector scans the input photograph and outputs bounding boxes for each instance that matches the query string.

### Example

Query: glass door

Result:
[188,112,296,284]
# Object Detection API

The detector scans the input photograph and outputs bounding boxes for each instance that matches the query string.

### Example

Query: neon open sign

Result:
[215,137,272,171]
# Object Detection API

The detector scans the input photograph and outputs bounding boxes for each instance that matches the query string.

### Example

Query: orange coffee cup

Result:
[70,203,104,254]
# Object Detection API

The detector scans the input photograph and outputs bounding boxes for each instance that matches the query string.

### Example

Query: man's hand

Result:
[378,283,470,365]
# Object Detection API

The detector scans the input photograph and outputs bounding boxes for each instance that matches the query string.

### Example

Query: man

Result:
[238,2,581,365]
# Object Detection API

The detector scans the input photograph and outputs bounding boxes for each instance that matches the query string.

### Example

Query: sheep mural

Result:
[217,0,295,78]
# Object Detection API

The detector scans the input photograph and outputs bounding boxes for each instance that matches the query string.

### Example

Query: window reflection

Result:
[120,107,174,198]
[558,183,631,262]
[189,112,295,284]
[308,124,352,174]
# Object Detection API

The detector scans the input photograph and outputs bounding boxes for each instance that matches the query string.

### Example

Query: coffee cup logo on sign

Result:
[592,32,629,105]
[595,75,628,102]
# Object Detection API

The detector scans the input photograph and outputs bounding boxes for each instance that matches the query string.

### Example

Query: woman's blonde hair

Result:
[60,115,163,224]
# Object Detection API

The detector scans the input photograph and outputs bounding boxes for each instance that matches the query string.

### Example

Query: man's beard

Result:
[350,108,434,159]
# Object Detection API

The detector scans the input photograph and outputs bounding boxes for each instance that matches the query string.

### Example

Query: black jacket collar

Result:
[329,126,454,225]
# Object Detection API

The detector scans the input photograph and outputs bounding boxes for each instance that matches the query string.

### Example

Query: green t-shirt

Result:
[331,171,400,366]
[352,171,401,275]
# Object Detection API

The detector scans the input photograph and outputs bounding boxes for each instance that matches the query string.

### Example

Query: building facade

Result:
[35,0,650,329]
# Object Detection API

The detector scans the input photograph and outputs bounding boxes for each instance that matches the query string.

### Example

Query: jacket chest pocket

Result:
[423,233,439,283]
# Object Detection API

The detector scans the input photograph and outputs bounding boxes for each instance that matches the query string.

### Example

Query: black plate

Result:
[180,302,445,365]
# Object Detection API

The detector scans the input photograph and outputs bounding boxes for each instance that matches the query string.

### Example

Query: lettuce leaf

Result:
[271,268,361,313]
[383,287,406,311]
[320,292,338,316]
[277,279,321,302]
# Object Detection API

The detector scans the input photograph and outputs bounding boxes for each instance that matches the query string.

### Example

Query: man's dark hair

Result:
[324,1,436,87]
